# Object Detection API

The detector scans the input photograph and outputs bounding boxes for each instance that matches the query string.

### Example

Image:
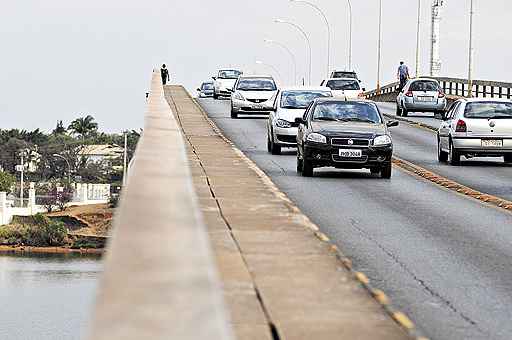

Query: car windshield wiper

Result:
[345,117,377,123]
[281,105,305,109]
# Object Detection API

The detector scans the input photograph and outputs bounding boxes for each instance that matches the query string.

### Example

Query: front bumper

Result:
[273,126,299,145]
[303,142,393,169]
[232,98,273,113]
[452,137,512,155]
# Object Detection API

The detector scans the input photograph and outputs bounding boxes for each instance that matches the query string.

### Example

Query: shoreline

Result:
[0,245,103,255]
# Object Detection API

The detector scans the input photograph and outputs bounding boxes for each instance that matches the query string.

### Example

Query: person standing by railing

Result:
[397,61,410,91]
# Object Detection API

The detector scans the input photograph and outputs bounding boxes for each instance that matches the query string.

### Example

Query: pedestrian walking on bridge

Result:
[161,64,170,85]
[397,61,410,91]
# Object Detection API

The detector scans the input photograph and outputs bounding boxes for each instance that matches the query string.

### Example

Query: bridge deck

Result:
[164,85,412,340]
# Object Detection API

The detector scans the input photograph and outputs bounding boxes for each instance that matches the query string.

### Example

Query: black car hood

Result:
[310,121,387,138]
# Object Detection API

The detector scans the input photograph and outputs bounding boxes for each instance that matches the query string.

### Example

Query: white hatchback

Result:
[320,78,364,99]
[230,75,278,118]
[437,98,512,165]
[267,86,332,154]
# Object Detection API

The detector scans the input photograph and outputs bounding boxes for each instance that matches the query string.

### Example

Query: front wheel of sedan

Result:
[504,154,512,163]
[230,109,238,119]
[401,106,408,117]
[301,158,313,177]
[437,139,448,162]
[396,104,401,116]
[296,154,303,173]
[380,163,392,179]
[267,135,272,153]
[448,140,461,166]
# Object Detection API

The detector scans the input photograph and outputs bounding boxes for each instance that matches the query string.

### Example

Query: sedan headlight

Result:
[373,135,392,146]
[233,92,245,101]
[275,119,292,128]
[306,133,327,144]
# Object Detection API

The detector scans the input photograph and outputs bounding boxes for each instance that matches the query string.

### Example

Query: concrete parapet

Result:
[86,71,234,340]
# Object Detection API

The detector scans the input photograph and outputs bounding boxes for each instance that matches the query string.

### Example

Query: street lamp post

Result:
[275,19,312,85]
[255,61,283,83]
[290,0,331,78]
[264,39,298,85]
[415,0,421,78]
[376,0,383,93]
[346,0,353,71]
[468,0,475,97]
[53,154,71,184]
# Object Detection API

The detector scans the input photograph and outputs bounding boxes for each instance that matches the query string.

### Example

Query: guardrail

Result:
[366,77,512,100]
[86,70,234,340]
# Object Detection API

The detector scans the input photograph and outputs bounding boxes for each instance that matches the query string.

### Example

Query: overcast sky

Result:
[2,0,511,133]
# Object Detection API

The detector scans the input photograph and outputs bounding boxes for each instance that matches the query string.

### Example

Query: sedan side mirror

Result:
[197,88,201,92]
[212,76,217,81]
[295,117,305,125]
[386,120,399,128]
[362,87,366,92]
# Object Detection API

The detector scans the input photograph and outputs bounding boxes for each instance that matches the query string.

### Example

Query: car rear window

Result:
[237,79,276,91]
[280,91,331,109]
[325,79,360,91]
[331,71,357,79]
[464,102,512,119]
[202,83,213,90]
[409,81,439,91]
[313,102,381,123]
[219,70,242,79]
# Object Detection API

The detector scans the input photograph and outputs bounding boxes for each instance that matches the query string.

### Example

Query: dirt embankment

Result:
[47,204,113,237]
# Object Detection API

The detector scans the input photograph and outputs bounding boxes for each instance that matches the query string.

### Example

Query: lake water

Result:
[0,252,102,340]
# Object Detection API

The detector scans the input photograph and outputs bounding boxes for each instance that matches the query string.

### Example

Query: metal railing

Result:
[366,77,512,100]
[86,70,234,340]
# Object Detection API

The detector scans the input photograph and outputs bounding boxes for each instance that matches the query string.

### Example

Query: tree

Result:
[0,171,15,192]
[52,121,67,135]
[68,115,98,139]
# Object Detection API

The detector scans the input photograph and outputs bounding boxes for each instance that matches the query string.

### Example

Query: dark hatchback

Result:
[296,98,399,178]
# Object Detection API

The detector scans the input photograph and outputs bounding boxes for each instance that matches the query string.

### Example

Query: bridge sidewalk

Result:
[164,85,413,340]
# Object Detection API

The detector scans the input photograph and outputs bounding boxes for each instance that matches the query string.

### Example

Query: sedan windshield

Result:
[464,102,512,119]
[409,80,439,91]
[237,79,276,91]
[326,79,360,91]
[219,70,242,79]
[313,102,382,123]
[280,91,331,109]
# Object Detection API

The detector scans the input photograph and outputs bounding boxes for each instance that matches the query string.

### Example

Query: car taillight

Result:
[438,91,445,98]
[455,119,467,132]
[405,91,413,97]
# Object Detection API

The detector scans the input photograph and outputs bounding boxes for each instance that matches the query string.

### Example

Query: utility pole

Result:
[430,0,444,77]
[123,132,128,186]
[20,153,24,208]
[468,0,475,97]
[415,0,422,77]
[376,0,383,93]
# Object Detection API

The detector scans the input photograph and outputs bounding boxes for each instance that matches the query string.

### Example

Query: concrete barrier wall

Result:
[86,70,234,340]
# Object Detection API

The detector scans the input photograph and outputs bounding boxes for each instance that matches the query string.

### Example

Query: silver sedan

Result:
[437,98,512,165]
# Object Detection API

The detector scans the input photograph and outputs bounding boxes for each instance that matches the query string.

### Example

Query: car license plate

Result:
[417,96,434,102]
[481,139,503,147]
[253,104,264,110]
[339,149,362,158]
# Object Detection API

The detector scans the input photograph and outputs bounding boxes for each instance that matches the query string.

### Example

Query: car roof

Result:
[202,81,213,84]
[239,74,274,79]
[322,78,359,81]
[458,97,512,103]
[313,97,375,104]
[280,86,331,91]
[409,77,439,82]
[218,68,242,72]
[331,70,357,73]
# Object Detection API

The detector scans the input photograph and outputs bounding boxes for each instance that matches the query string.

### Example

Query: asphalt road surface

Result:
[199,98,512,340]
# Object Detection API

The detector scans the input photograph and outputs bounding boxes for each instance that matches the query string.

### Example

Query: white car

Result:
[396,78,447,117]
[437,98,512,165]
[213,69,243,99]
[267,86,332,154]
[320,78,364,99]
[230,75,278,118]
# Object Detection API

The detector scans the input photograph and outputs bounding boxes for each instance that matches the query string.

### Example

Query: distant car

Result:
[267,86,332,154]
[230,75,278,118]
[330,70,359,80]
[437,98,512,165]
[197,81,214,98]
[320,78,365,99]
[295,98,399,178]
[213,69,243,99]
[396,78,447,117]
